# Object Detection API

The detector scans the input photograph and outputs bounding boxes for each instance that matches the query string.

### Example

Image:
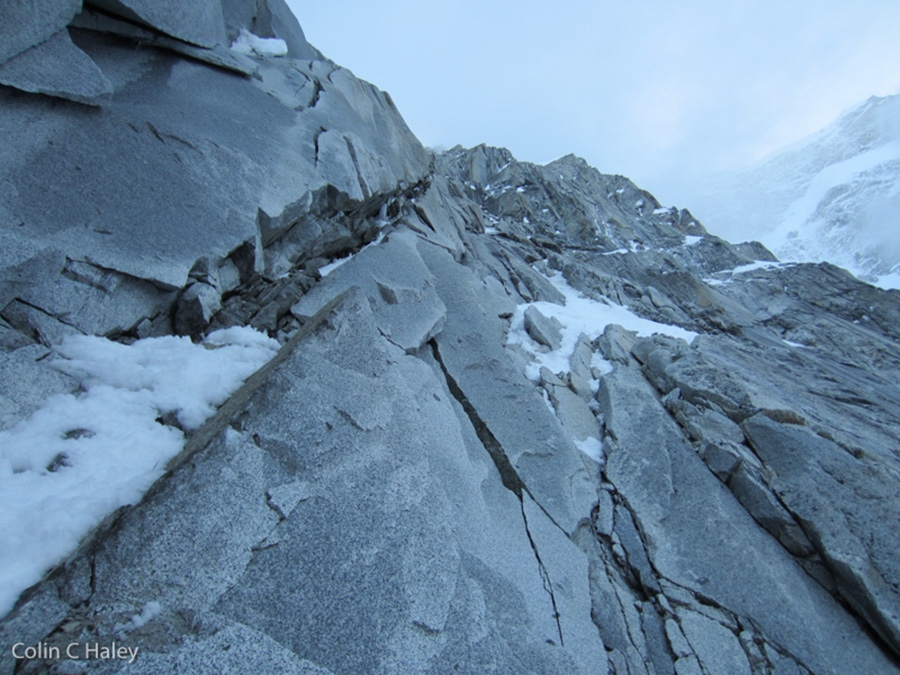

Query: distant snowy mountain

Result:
[692,94,900,289]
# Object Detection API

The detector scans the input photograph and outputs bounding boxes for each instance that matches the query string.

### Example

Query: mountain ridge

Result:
[1,3,899,674]
[692,94,900,287]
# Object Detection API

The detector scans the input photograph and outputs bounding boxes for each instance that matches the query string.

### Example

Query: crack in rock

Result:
[429,339,523,496]
[520,499,565,647]
[265,480,311,520]
[429,338,567,646]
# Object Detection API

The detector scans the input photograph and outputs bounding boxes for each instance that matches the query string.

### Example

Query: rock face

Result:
[2,5,900,675]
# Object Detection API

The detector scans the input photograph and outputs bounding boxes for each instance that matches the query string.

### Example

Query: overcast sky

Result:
[288,1,900,210]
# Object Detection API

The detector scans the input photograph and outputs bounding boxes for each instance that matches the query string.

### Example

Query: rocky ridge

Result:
[1,3,900,674]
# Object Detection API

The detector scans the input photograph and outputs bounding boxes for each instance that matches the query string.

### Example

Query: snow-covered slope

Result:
[692,94,900,289]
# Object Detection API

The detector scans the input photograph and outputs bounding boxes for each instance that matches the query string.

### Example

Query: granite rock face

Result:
[0,0,82,66]
[2,5,900,675]
[0,28,113,106]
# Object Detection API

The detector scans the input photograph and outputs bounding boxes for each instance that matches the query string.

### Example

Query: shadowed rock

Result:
[88,0,228,48]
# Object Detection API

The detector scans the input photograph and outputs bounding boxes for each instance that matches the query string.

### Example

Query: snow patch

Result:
[506,271,696,384]
[574,437,604,464]
[730,261,786,275]
[319,255,352,277]
[230,29,288,57]
[130,601,162,629]
[0,328,279,618]
[591,351,614,381]
[704,260,788,286]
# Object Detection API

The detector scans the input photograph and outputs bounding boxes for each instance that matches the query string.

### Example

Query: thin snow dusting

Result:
[506,271,696,384]
[0,328,279,617]
[230,29,288,57]
[684,235,703,246]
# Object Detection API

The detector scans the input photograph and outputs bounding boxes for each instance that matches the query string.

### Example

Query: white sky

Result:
[288,1,900,209]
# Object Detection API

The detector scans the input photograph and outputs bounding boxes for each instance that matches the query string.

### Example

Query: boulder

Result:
[291,228,446,354]
[523,305,562,350]
[568,332,595,399]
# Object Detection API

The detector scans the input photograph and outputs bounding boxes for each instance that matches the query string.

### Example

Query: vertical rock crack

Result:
[429,339,565,645]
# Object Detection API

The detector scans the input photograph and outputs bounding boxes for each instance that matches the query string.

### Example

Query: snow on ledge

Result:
[230,29,288,57]
[0,328,279,618]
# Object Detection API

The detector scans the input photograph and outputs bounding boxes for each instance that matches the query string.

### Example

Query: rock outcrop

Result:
[1,3,900,674]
